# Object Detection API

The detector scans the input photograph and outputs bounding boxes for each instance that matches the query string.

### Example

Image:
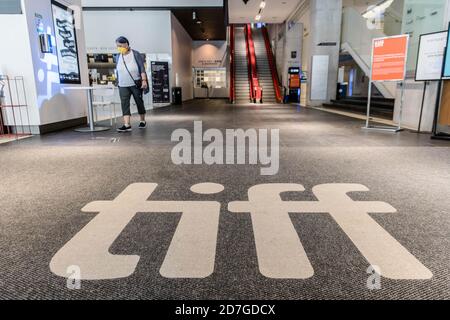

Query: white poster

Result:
[52,1,81,84]
[310,55,329,101]
[415,31,448,81]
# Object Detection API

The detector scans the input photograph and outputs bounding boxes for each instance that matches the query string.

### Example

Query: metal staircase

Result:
[234,27,251,103]
[252,27,277,104]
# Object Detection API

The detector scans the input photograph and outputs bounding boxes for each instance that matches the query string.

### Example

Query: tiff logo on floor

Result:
[171,121,279,175]
[50,183,433,282]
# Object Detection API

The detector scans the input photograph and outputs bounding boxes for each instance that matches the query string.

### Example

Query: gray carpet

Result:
[0,100,449,300]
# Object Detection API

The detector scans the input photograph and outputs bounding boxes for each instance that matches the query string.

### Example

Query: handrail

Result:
[262,26,282,103]
[244,25,255,102]
[229,25,235,103]
[246,24,261,103]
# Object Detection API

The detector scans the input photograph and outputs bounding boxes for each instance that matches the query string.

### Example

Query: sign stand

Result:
[363,35,409,133]
[364,81,404,132]
[431,25,450,141]
[431,80,450,140]
[415,81,428,133]
[414,30,448,134]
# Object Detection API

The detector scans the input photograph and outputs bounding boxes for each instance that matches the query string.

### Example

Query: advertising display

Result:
[415,31,447,81]
[151,61,170,103]
[371,35,409,82]
[51,1,81,84]
[443,24,450,79]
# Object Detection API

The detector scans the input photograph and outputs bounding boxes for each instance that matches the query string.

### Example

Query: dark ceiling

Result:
[171,7,227,41]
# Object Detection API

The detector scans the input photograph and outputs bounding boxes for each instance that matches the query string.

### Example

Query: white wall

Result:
[393,81,438,131]
[83,10,173,110]
[25,0,89,126]
[192,41,227,68]
[171,13,193,101]
[83,10,172,54]
[0,0,89,132]
[0,7,40,127]
[192,40,229,98]
[307,0,343,106]
[282,23,302,89]
[391,0,450,131]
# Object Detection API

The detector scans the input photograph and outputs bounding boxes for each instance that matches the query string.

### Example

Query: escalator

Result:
[252,26,282,104]
[233,26,251,103]
[230,24,280,104]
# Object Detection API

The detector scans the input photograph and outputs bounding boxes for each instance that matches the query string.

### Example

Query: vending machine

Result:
[288,67,301,103]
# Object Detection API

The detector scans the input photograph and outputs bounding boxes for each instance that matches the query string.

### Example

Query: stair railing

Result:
[262,26,282,103]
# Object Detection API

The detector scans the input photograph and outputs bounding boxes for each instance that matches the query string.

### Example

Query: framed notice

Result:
[151,61,170,104]
[371,35,409,82]
[51,0,81,84]
[442,23,450,79]
[415,31,447,81]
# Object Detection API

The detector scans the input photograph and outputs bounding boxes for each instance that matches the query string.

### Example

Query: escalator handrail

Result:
[229,25,235,103]
[262,26,282,103]
[246,24,261,102]
[244,25,255,101]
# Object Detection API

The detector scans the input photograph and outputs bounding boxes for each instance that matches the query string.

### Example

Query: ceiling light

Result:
[362,0,394,19]
[193,11,197,20]
[255,14,261,21]
[260,1,266,9]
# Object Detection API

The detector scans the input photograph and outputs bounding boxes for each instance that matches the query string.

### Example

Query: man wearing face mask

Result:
[115,36,149,132]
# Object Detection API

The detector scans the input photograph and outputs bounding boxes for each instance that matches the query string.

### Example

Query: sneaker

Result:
[117,125,132,132]
[138,121,147,129]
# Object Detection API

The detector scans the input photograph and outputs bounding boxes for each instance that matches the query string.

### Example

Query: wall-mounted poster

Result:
[151,61,170,103]
[51,0,81,84]
[443,24,450,79]
[415,31,447,81]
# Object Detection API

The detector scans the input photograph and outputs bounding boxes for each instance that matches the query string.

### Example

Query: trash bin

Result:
[337,83,348,99]
[172,87,182,105]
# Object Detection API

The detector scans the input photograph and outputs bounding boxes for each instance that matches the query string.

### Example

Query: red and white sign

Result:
[371,35,409,82]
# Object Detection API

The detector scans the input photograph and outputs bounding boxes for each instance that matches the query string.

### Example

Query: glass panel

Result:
[401,0,447,73]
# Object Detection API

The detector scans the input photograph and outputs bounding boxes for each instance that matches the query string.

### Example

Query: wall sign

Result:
[151,61,170,103]
[51,0,81,84]
[415,31,447,81]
